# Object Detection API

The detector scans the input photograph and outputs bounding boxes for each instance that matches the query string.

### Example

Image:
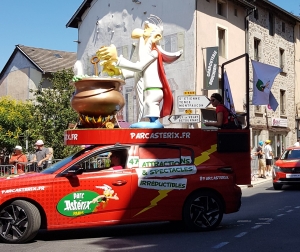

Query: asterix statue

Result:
[96,15,183,128]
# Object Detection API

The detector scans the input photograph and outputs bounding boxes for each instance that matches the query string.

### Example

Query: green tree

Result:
[29,69,80,159]
[0,97,34,152]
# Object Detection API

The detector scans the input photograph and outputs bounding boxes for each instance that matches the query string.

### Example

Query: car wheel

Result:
[183,191,224,231]
[273,183,283,190]
[0,200,41,243]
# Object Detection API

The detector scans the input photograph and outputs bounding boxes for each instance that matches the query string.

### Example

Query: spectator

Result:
[294,138,300,147]
[31,140,50,171]
[9,145,28,174]
[264,140,273,177]
[256,141,266,179]
[48,147,54,166]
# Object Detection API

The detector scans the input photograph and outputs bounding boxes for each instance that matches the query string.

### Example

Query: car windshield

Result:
[40,146,96,174]
[280,149,300,160]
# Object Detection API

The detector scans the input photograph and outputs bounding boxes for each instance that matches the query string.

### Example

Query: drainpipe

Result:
[245,6,255,55]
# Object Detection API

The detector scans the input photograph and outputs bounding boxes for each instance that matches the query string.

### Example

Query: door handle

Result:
[112,180,127,186]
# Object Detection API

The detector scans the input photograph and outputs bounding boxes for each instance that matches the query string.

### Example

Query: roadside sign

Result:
[168,114,200,124]
[177,95,210,109]
[185,109,193,114]
[184,91,196,95]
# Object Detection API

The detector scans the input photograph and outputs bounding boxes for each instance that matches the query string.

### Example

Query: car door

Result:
[130,145,196,221]
[52,147,132,226]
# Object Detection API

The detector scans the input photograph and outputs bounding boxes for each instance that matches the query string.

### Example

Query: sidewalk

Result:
[239,175,272,189]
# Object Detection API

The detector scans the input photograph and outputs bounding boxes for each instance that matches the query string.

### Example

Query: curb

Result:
[239,177,272,189]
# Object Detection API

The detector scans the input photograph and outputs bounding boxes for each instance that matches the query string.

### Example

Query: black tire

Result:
[273,183,283,190]
[183,191,224,231]
[0,200,41,243]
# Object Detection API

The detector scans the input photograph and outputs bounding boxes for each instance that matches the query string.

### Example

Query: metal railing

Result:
[0,159,63,177]
[251,155,259,181]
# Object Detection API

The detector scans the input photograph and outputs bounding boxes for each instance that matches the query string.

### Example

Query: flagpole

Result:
[221,53,249,129]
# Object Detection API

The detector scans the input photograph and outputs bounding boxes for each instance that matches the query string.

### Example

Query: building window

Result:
[254,105,262,113]
[254,38,261,61]
[254,9,258,20]
[282,22,285,32]
[218,27,226,58]
[217,0,227,17]
[269,13,274,36]
[279,48,285,71]
[280,90,286,115]
[234,8,238,17]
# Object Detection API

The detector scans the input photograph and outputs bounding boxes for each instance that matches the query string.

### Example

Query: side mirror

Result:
[65,167,84,177]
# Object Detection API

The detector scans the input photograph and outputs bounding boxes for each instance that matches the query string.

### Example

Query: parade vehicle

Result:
[0,14,251,243]
[273,146,300,190]
[0,127,251,244]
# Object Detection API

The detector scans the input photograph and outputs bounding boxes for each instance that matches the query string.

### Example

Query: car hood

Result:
[275,159,300,167]
[0,172,55,189]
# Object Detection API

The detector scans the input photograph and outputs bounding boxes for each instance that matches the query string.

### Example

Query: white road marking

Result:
[295,206,300,209]
[106,245,157,251]
[212,242,229,249]
[237,220,251,222]
[286,210,293,213]
[235,232,247,238]
[277,214,285,217]
[252,225,262,229]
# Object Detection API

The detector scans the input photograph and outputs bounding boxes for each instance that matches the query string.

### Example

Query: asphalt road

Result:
[1,180,300,252]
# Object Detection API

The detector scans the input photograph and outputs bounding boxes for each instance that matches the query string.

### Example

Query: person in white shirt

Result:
[294,138,300,147]
[264,140,273,176]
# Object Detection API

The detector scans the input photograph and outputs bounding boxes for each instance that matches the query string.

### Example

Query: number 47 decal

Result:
[127,156,139,168]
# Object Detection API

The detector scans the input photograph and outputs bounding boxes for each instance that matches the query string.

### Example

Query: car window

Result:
[281,149,300,160]
[74,148,129,173]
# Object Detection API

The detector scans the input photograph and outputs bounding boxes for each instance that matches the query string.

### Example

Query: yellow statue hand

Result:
[96,44,118,61]
[100,60,122,76]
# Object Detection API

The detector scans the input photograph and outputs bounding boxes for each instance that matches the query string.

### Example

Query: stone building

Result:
[247,1,300,155]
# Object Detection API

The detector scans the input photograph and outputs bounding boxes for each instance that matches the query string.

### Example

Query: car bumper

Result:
[273,171,300,185]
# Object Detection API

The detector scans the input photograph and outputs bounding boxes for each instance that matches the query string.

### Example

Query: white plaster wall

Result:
[2,51,37,77]
[76,0,196,124]
[197,0,247,113]
[0,51,42,101]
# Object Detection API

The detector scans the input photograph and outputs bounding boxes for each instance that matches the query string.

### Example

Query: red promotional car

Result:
[273,146,300,190]
[0,128,250,243]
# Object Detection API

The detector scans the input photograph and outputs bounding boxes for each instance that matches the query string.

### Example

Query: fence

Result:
[251,155,259,181]
[0,159,62,177]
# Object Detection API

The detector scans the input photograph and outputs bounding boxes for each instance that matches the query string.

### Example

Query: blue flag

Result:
[252,60,281,105]
[269,91,278,111]
[224,71,236,114]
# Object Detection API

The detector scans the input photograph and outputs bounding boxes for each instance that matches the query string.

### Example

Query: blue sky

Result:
[0,0,298,72]
[0,0,82,71]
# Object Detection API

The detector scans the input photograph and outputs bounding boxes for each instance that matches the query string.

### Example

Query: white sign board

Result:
[271,118,288,127]
[168,114,200,123]
[177,96,210,109]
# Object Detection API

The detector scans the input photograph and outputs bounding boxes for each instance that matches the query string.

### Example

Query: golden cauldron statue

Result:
[70,56,125,128]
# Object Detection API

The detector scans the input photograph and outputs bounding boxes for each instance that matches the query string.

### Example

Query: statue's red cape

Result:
[153,45,173,118]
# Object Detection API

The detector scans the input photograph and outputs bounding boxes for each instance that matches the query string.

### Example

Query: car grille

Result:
[280,167,300,173]
[279,178,300,182]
